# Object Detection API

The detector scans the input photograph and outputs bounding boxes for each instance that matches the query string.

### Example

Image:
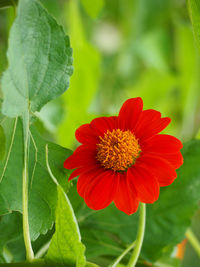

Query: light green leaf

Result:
[188,0,200,53]
[80,0,104,19]
[69,140,200,263]
[0,117,72,240]
[45,185,86,267]
[1,0,73,118]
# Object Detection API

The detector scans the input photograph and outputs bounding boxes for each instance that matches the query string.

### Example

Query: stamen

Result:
[96,129,141,171]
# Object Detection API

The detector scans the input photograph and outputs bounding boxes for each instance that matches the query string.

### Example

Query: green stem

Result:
[22,115,34,261]
[186,228,200,257]
[127,203,146,267]
[45,144,58,186]
[110,241,136,267]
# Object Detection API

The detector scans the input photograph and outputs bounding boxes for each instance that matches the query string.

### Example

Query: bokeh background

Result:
[0,0,200,266]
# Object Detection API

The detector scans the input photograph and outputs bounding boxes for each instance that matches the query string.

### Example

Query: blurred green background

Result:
[1,0,200,148]
[0,0,200,266]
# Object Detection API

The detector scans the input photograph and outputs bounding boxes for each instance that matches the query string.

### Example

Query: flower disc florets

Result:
[96,129,141,171]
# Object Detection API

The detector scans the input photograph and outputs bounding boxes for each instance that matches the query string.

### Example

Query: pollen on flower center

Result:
[96,129,141,172]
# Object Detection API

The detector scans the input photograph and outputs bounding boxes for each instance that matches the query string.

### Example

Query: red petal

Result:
[75,124,99,144]
[142,134,183,154]
[128,165,160,203]
[68,163,100,181]
[90,116,118,136]
[83,170,116,210]
[77,168,102,198]
[137,154,177,186]
[159,152,183,169]
[135,109,171,142]
[64,145,97,169]
[118,98,143,131]
[114,172,139,215]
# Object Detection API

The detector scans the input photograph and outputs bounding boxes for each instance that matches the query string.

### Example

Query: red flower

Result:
[64,98,183,215]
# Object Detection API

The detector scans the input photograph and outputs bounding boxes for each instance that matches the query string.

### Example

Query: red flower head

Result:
[64,98,183,215]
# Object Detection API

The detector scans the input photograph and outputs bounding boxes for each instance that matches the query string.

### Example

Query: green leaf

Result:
[80,0,104,19]
[0,117,72,240]
[188,0,200,53]
[1,0,73,118]
[45,185,86,267]
[69,140,200,263]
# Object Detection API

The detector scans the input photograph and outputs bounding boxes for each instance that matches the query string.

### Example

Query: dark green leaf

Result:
[0,0,17,9]
[0,212,23,262]
[1,0,73,118]
[0,117,72,240]
[45,186,86,267]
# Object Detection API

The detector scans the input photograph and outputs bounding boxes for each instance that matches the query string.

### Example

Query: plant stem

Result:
[127,203,146,267]
[22,115,34,261]
[45,144,58,186]
[110,241,136,267]
[186,228,200,257]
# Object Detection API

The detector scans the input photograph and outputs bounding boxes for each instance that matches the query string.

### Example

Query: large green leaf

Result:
[188,0,200,53]
[69,140,200,263]
[0,117,72,240]
[1,0,73,118]
[45,185,86,267]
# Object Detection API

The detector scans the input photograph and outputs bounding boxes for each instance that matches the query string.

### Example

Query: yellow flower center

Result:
[96,129,141,172]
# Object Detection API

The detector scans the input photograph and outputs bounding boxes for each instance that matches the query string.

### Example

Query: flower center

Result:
[96,129,141,172]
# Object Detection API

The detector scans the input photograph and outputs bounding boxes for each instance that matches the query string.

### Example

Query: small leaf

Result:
[0,117,72,240]
[188,0,200,53]
[2,0,73,118]
[45,185,86,267]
